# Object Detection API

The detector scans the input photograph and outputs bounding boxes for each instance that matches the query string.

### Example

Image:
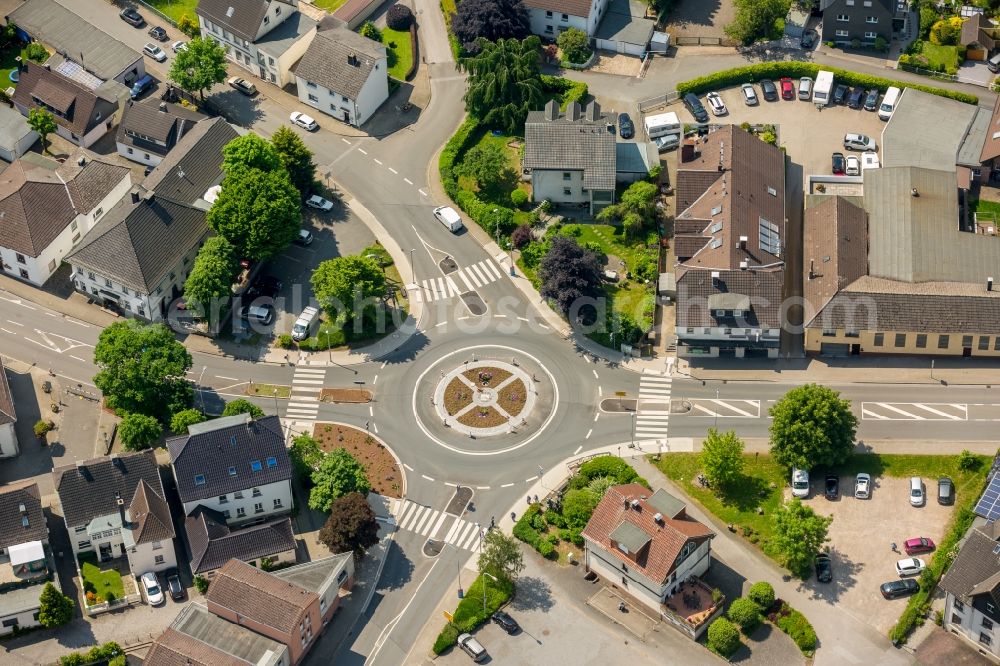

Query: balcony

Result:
[662,576,724,637]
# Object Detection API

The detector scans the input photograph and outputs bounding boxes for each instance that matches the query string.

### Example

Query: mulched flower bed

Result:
[320,388,373,403]
[463,367,511,389]
[457,405,507,428]
[313,423,403,498]
[496,378,527,416]
[444,377,474,415]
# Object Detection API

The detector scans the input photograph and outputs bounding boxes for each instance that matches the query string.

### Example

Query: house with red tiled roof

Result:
[582,483,718,637]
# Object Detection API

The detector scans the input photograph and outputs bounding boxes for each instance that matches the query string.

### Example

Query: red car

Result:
[903,537,936,555]
[779,77,795,100]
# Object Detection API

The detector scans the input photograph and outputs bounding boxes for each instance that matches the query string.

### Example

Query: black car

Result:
[815,553,832,583]
[618,113,635,139]
[938,476,954,505]
[847,87,864,109]
[683,93,709,123]
[492,610,520,634]
[880,578,920,600]
[120,7,145,27]
[148,26,168,41]
[824,474,839,500]
[863,88,879,111]
[832,152,845,175]
[250,275,283,298]
[165,569,184,601]
[800,29,817,49]
[759,78,778,101]
[833,84,848,105]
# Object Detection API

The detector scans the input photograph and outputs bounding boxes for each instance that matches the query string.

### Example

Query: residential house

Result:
[293,18,388,128]
[592,0,655,57]
[0,482,49,579]
[12,62,119,149]
[145,603,289,666]
[524,100,616,213]
[0,151,131,286]
[673,125,788,358]
[53,450,178,574]
[0,106,38,162]
[7,0,145,87]
[140,116,240,207]
[961,12,997,60]
[0,358,17,457]
[940,519,1000,660]
[523,0,610,40]
[582,483,716,637]
[979,95,1000,182]
[167,414,293,524]
[330,0,385,30]
[185,505,296,578]
[196,0,317,87]
[116,98,206,168]
[819,0,894,47]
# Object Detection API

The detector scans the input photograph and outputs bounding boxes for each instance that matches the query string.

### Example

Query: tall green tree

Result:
[118,413,163,451]
[701,428,745,491]
[183,237,238,319]
[770,499,832,576]
[539,235,603,314]
[93,321,192,421]
[168,37,228,100]
[311,256,386,324]
[460,36,545,135]
[768,384,858,470]
[207,167,302,261]
[456,142,516,199]
[27,108,56,155]
[318,492,380,556]
[222,399,265,419]
[309,449,372,512]
[478,529,524,584]
[38,582,74,627]
[725,0,790,45]
[170,408,206,434]
[222,133,282,174]
[271,126,318,196]
[596,180,658,238]
[290,433,323,476]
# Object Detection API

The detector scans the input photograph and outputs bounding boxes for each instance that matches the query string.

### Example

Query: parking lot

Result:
[654,82,888,185]
[796,475,952,633]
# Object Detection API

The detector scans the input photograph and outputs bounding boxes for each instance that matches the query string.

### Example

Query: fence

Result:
[896,62,959,82]
[136,1,180,28]
[673,36,724,46]
[638,90,680,113]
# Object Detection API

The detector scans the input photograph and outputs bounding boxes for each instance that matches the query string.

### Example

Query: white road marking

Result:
[373,375,378,384]
[0,328,15,335]
[517,316,529,322]
[593,412,599,421]
[421,474,435,481]
[878,403,927,420]
[373,424,379,433]
[404,178,413,185]
[403,463,414,471]
[862,409,889,420]
[374,158,383,165]
[388,167,398,174]
[381,361,388,369]
[444,482,457,487]
[5,320,23,326]
[708,398,757,417]
[477,485,490,490]
[358,148,368,155]
[68,354,87,363]
[419,189,428,196]
[575,445,583,454]
[598,386,603,396]
[501,482,514,488]
[525,475,538,483]
[215,375,239,381]
[429,511,448,537]
[342,138,351,144]
[369,405,374,416]
[65,319,91,327]
[592,369,599,379]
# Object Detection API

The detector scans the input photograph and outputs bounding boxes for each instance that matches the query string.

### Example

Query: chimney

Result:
[115,492,127,529]
[740,260,749,271]
[653,512,663,524]
[130,191,140,204]
[989,277,994,292]
[44,62,50,71]
[347,53,359,67]
[711,270,721,287]
[544,99,558,121]
[585,101,600,122]
[809,259,816,279]
[630,499,640,511]
[568,101,582,122]
[77,155,86,166]
[159,102,167,112]
[911,187,919,197]
[738,235,748,250]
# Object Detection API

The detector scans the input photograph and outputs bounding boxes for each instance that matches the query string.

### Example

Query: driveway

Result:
[665,0,736,41]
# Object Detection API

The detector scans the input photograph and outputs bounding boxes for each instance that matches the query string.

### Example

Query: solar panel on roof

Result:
[55,59,103,91]
[974,473,1000,521]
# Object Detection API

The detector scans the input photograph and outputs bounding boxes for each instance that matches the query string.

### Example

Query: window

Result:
[228,466,237,476]
[154,554,164,565]
[873,333,884,346]
[963,335,974,348]
[563,172,571,180]
[194,475,206,485]
[981,336,990,351]
[263,15,269,24]
[955,599,965,612]
[308,94,318,103]
[995,337,1000,351]
[864,0,872,5]
[105,278,112,287]
[337,570,348,584]
[88,272,95,281]
[916,334,927,348]
[981,632,992,646]
[864,31,877,39]
[822,329,837,337]
[268,57,274,66]
[866,16,878,23]
[983,617,994,630]
[952,614,963,625]
[273,498,283,509]
[219,495,228,504]
[223,509,232,519]
[621,577,628,586]
[563,187,572,196]
[545,9,552,16]
[990,601,997,615]
[78,540,91,549]
[836,13,849,21]
[152,541,162,550]
[251,460,263,472]
[544,25,553,33]
[252,488,262,497]
[254,503,264,513]
[342,95,349,103]
[234,491,244,499]
[894,333,906,347]
[237,507,246,517]
[845,330,859,338]
[2,618,18,628]
[15,253,26,264]
[72,233,80,243]
[266,456,277,468]
[561,13,569,20]
[938,334,950,349]
[836,29,849,37]
[306,81,317,89]
[75,525,87,533]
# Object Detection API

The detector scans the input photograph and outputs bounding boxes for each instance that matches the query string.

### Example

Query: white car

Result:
[845,155,860,176]
[140,571,165,606]
[791,468,809,498]
[171,40,187,53]
[740,83,758,106]
[305,194,334,211]
[844,133,877,151]
[910,476,925,507]
[854,473,871,499]
[290,111,318,131]
[895,557,926,577]
[706,92,728,116]
[142,43,167,63]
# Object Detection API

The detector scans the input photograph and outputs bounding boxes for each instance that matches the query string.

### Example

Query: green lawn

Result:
[0,46,19,90]
[78,553,125,602]
[970,197,1000,219]
[457,131,533,226]
[917,42,960,71]
[143,0,200,24]
[382,27,413,81]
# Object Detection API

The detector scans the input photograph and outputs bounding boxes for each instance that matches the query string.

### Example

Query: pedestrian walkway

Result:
[287,366,325,420]
[451,258,505,291]
[635,372,672,440]
[410,258,507,303]
[411,275,461,303]
[392,499,484,551]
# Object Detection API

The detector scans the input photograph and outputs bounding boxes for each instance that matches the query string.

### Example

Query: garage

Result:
[819,343,850,357]
[594,0,655,56]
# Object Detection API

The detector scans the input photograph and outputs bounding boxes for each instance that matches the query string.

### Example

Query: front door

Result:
[343,109,351,124]
[99,543,112,561]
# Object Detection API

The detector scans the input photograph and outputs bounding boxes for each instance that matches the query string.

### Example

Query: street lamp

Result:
[326,329,332,363]
[409,248,416,284]
[272,388,279,416]
[482,572,498,613]
[492,208,499,240]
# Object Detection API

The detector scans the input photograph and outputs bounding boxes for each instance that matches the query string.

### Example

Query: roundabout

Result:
[434,360,535,435]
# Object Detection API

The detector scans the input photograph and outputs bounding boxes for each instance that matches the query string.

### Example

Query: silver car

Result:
[741,83,758,106]
[798,77,812,100]
[457,633,487,662]
[854,473,871,499]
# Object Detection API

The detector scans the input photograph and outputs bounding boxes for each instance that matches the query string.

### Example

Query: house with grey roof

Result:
[197,0,317,87]
[140,116,240,208]
[820,0,895,47]
[0,482,49,588]
[0,150,131,286]
[116,99,206,168]
[0,358,16,458]
[145,603,288,666]
[524,100,617,214]
[167,414,293,525]
[293,18,388,128]
[940,519,1000,660]
[185,505,296,578]
[7,0,145,87]
[0,105,38,163]
[53,450,178,575]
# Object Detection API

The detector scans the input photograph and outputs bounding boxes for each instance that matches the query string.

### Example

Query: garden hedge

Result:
[432,574,514,654]
[773,603,818,656]
[512,504,556,557]
[676,62,978,105]
[541,74,589,111]
[405,23,419,82]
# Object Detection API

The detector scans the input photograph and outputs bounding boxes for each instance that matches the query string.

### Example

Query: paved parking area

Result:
[795,476,952,634]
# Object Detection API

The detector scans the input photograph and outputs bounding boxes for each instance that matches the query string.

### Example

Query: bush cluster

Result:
[59,642,123,666]
[676,62,978,105]
[707,617,741,657]
[747,581,775,609]
[433,574,513,653]
[512,504,555,557]
[728,596,762,631]
[540,75,589,110]
[773,602,818,655]
[387,4,414,30]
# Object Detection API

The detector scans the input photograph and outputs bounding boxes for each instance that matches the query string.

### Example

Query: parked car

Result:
[798,77,812,100]
[938,476,954,505]
[290,111,318,131]
[618,112,635,139]
[801,29,818,49]
[760,78,778,101]
[863,88,879,111]
[815,553,832,583]
[843,133,877,151]
[832,152,845,175]
[140,571,165,606]
[295,228,315,245]
[824,474,839,500]
[833,84,848,105]
[250,275,283,298]
[148,26,168,41]
[120,7,145,27]
[792,468,809,498]
[306,194,335,211]
[683,93,709,123]
[910,476,925,506]
[854,472,871,499]
[779,77,794,100]
[706,92,728,116]
[165,569,184,601]
[845,155,860,176]
[143,43,167,63]
[880,578,919,599]
[171,40,187,53]
[457,633,488,662]
[240,303,275,326]
[228,77,258,96]
[903,537,936,556]
[492,610,520,634]
[654,133,680,152]
[847,87,864,109]
[130,74,155,100]
[895,557,926,577]
[741,83,758,105]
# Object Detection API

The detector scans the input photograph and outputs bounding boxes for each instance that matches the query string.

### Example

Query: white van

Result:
[813,70,834,106]
[433,206,464,232]
[878,86,901,121]
[291,306,319,341]
[643,111,681,139]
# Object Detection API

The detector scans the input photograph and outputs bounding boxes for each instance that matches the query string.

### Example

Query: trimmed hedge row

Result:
[773,602,818,656]
[676,62,978,105]
[405,23,419,82]
[513,504,556,558]
[432,574,514,654]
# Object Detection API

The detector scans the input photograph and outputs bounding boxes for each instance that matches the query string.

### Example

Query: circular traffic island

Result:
[432,361,537,437]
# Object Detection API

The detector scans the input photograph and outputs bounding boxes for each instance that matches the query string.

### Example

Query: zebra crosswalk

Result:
[411,259,506,303]
[392,499,485,551]
[635,373,672,440]
[285,366,325,420]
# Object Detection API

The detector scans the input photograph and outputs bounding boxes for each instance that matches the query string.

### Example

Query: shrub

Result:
[34,419,54,438]
[513,504,555,558]
[958,449,981,471]
[562,488,599,527]
[707,617,741,657]
[360,21,382,42]
[540,75,588,110]
[774,603,817,655]
[557,27,591,64]
[874,36,887,52]
[23,42,48,63]
[276,333,295,349]
[170,408,205,434]
[387,3,414,30]
[433,624,460,654]
[511,223,533,249]
[178,14,201,38]
[728,596,762,631]
[510,189,529,207]
[747,581,775,609]
[577,456,642,485]
[194,575,210,594]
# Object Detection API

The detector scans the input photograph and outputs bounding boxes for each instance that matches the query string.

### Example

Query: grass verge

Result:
[143,0,199,24]
[433,574,513,654]
[245,383,291,398]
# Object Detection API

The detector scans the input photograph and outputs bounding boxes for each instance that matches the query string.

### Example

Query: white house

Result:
[940,518,1000,660]
[0,152,131,287]
[293,18,389,128]
[115,98,206,168]
[0,359,17,458]
[167,414,294,525]
[196,0,317,87]
[523,0,610,38]
[53,450,178,574]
